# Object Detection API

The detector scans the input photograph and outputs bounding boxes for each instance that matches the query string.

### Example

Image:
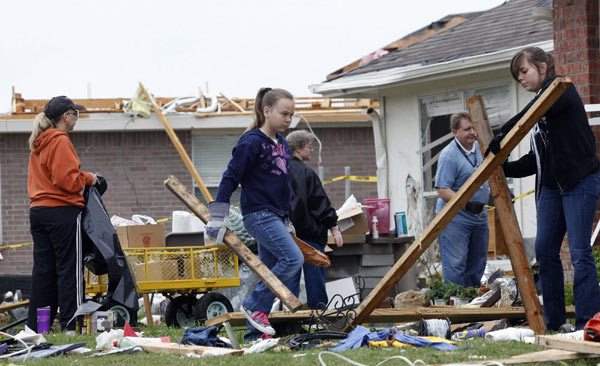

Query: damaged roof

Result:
[324,0,552,83]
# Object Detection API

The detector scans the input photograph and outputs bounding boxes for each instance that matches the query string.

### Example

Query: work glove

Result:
[206,202,230,244]
[484,134,503,157]
[285,217,297,236]
[331,226,344,248]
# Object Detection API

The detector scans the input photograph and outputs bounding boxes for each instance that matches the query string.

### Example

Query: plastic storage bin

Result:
[363,198,391,234]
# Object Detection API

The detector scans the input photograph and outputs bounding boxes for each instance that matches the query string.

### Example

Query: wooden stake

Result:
[139,82,213,202]
[345,78,572,331]
[164,175,303,312]
[467,95,546,334]
[143,293,153,328]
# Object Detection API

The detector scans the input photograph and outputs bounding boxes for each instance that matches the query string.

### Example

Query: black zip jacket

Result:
[503,132,545,201]
[500,75,599,192]
[289,157,338,245]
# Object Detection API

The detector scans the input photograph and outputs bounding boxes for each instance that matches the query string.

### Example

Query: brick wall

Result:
[553,0,600,282]
[0,127,377,275]
[0,131,193,274]
[304,127,378,208]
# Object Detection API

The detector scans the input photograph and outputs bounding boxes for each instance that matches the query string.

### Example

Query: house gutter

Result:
[309,40,553,97]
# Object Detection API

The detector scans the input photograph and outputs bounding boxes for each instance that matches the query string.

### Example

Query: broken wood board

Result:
[437,349,599,365]
[164,175,302,312]
[468,95,545,334]
[139,342,244,356]
[0,300,29,312]
[347,77,572,331]
[536,335,600,355]
[206,306,576,328]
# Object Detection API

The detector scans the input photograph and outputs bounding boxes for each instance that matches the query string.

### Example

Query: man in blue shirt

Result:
[435,112,490,287]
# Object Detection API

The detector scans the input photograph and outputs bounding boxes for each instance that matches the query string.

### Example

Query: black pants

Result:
[27,206,82,331]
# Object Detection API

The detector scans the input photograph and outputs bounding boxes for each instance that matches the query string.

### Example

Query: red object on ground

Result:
[124,322,137,337]
[584,312,600,341]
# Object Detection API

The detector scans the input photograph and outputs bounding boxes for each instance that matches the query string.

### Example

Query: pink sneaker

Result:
[240,305,275,336]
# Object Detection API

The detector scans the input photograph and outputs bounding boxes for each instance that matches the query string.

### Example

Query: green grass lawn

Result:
[2,324,600,366]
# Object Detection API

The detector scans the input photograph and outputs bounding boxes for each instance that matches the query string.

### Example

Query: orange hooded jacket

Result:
[28,128,94,208]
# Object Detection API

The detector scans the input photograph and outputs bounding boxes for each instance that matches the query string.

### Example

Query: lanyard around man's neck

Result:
[454,140,477,168]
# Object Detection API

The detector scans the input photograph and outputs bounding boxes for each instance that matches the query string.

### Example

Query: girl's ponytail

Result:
[28,112,54,151]
[246,87,294,132]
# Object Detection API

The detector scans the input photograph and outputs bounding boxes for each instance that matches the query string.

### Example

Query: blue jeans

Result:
[536,172,600,330]
[288,239,328,310]
[439,214,489,288]
[242,210,303,313]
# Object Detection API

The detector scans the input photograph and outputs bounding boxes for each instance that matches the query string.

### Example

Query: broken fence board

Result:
[139,342,244,356]
[468,95,545,333]
[536,335,600,355]
[206,306,576,328]
[164,175,302,312]
[347,78,572,331]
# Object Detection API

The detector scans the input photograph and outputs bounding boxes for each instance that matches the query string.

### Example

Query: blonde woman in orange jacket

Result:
[26,96,97,332]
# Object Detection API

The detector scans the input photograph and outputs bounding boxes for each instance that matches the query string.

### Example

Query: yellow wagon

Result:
[86,244,240,327]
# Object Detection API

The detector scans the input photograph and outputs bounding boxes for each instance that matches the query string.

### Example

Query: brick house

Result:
[310,0,600,281]
[0,95,379,278]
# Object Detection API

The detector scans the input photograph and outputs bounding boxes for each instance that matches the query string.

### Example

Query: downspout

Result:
[365,107,388,198]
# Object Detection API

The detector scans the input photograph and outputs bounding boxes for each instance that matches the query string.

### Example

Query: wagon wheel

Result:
[165,294,198,328]
[195,292,233,322]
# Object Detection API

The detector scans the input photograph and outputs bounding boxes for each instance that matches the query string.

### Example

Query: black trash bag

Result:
[81,174,138,310]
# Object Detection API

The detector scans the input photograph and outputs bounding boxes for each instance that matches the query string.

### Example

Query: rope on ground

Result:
[317,352,428,366]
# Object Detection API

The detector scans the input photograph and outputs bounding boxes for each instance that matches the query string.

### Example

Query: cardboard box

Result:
[133,259,179,281]
[116,223,165,248]
[328,207,369,244]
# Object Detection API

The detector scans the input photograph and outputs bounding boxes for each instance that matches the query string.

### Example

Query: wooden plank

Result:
[138,342,244,356]
[0,300,29,312]
[139,82,214,202]
[164,175,302,312]
[467,95,546,334]
[143,294,153,328]
[347,78,572,331]
[219,92,246,112]
[206,305,576,328]
[436,349,599,365]
[536,335,600,355]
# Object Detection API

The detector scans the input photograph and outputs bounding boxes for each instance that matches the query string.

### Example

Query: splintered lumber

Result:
[347,78,572,331]
[139,82,214,201]
[467,95,546,334]
[138,342,244,356]
[536,335,600,355]
[0,300,29,312]
[437,349,599,365]
[205,306,576,328]
[292,235,331,267]
[164,175,302,312]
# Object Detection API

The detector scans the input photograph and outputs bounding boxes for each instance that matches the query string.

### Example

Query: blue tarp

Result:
[330,326,457,352]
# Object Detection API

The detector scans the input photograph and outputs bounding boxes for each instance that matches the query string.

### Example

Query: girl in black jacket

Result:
[490,47,600,330]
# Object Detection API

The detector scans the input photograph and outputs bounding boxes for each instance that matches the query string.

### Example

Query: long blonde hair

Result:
[28,112,55,151]
[246,87,294,132]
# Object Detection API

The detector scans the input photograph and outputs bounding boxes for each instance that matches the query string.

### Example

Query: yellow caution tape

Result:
[484,189,535,212]
[322,175,377,185]
[0,242,33,250]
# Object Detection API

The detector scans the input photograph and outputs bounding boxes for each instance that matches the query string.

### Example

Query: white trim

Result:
[309,40,554,96]
[585,104,600,113]
[0,113,371,133]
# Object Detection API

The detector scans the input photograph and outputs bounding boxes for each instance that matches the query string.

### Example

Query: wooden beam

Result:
[346,78,572,331]
[164,175,303,312]
[467,95,546,334]
[139,82,213,202]
[205,305,576,327]
[219,92,246,112]
[436,349,599,366]
[0,300,29,312]
[536,335,600,355]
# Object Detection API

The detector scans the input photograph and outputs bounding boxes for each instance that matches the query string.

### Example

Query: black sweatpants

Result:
[27,206,83,331]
